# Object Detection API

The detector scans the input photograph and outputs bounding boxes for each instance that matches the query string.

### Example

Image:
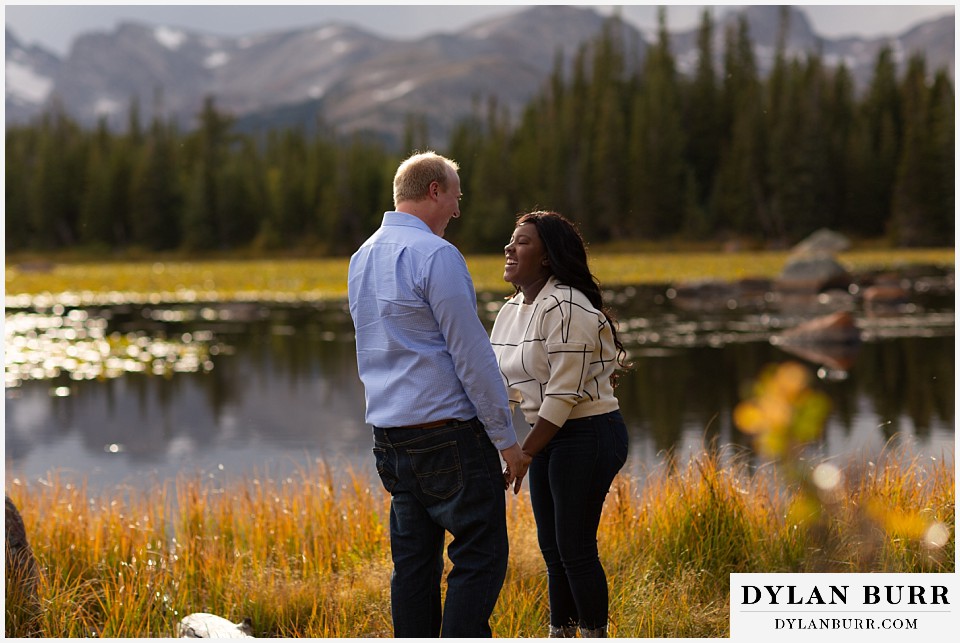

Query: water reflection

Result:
[4,283,955,492]
[4,308,215,386]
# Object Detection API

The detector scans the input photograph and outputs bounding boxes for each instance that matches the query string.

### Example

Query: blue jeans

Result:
[372,418,508,638]
[528,410,629,630]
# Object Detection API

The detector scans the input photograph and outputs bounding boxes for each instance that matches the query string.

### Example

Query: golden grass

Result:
[5,249,954,305]
[4,259,353,306]
[6,447,953,638]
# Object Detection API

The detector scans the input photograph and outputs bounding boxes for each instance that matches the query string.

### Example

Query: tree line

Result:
[6,9,954,256]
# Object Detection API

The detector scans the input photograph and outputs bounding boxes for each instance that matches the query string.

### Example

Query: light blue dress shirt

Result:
[348,211,517,450]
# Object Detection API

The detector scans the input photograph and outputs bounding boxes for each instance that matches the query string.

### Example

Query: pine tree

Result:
[448,96,516,252]
[401,114,430,154]
[822,63,855,232]
[78,120,116,247]
[845,46,901,238]
[309,129,343,254]
[628,7,687,239]
[264,128,312,246]
[710,16,766,237]
[333,136,392,253]
[5,128,35,250]
[587,18,631,239]
[31,104,86,248]
[684,8,722,230]
[891,55,948,246]
[219,138,264,249]
[926,69,955,241]
[509,49,577,222]
[762,6,795,242]
[129,114,183,250]
[767,53,840,241]
[566,45,594,236]
[180,97,234,250]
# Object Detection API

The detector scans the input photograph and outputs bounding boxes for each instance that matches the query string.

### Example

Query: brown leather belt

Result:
[395,418,458,430]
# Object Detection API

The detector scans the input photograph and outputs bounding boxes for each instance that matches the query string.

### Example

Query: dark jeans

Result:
[528,410,629,630]
[372,418,508,638]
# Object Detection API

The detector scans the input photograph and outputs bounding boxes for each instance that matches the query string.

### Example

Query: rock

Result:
[771,312,862,371]
[864,271,909,288]
[6,495,42,635]
[668,279,739,312]
[179,613,254,638]
[774,311,862,346]
[774,341,862,372]
[863,284,911,307]
[789,229,851,256]
[667,277,774,312]
[776,228,853,295]
[737,277,775,295]
[776,255,852,294]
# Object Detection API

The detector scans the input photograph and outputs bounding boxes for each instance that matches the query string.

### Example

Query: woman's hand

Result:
[520,417,562,459]
[500,443,532,494]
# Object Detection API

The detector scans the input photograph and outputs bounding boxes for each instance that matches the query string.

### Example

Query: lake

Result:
[4,276,955,494]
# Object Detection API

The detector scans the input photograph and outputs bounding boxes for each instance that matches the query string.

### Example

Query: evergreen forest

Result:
[5,11,955,256]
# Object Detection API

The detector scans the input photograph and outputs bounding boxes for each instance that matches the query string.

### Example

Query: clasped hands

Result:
[499,443,533,494]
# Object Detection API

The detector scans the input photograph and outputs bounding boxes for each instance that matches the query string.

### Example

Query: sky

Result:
[4,2,957,57]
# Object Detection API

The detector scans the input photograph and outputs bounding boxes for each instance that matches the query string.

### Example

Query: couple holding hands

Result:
[348,151,629,638]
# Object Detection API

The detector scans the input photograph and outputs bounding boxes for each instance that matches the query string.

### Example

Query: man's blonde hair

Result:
[393,151,460,206]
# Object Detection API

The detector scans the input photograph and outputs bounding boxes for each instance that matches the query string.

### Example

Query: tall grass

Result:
[6,447,952,638]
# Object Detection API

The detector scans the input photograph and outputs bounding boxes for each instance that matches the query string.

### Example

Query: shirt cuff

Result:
[539,397,574,428]
[486,428,518,451]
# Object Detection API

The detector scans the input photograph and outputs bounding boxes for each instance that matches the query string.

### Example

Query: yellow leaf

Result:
[733,402,765,434]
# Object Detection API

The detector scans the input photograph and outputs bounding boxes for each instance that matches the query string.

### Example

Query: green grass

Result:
[5,249,954,306]
[6,448,953,638]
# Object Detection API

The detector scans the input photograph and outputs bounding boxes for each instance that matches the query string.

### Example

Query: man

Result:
[347,151,528,637]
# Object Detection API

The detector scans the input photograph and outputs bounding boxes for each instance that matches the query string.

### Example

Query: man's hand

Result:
[499,443,532,495]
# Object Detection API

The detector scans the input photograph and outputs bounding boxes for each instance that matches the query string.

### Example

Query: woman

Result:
[490,211,629,638]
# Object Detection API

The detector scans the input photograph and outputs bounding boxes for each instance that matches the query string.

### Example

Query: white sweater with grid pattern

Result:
[490,277,620,427]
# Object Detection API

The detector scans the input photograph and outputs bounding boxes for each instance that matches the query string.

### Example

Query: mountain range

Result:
[5,5,954,148]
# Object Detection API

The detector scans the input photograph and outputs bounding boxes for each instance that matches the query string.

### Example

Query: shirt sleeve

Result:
[537,291,599,427]
[507,387,522,410]
[420,246,518,450]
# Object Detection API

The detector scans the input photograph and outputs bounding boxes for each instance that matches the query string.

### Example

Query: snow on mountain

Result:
[4,6,953,147]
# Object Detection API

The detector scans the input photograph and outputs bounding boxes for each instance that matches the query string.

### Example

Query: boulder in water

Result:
[774,311,861,346]
[776,255,852,294]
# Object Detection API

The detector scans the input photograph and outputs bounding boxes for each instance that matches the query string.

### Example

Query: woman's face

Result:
[503,222,550,288]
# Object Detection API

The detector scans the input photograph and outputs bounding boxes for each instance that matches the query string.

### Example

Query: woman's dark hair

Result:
[514,210,630,378]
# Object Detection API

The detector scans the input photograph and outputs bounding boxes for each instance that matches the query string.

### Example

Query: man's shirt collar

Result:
[382,211,432,234]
